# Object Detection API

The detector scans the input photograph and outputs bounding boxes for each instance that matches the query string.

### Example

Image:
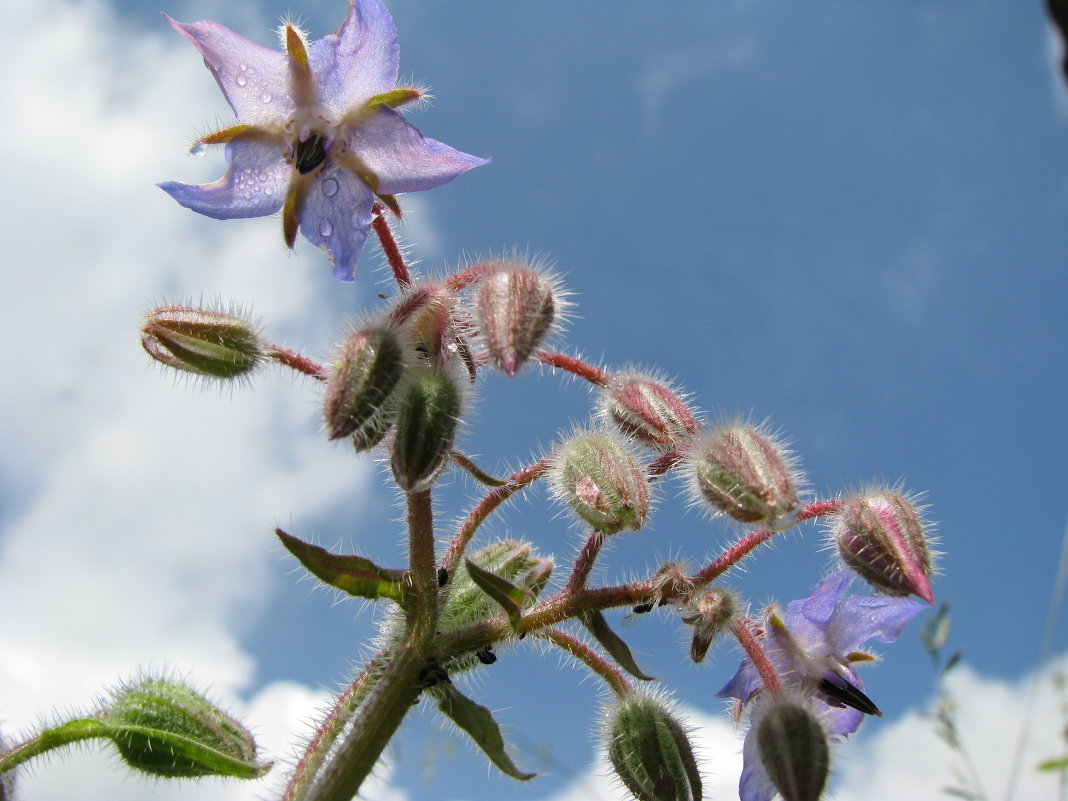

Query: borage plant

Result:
[0,2,939,801]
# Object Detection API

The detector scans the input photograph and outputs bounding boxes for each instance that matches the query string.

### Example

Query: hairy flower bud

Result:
[681,588,737,663]
[141,305,265,379]
[754,700,829,801]
[550,430,650,534]
[100,678,268,779]
[831,490,935,604]
[391,366,462,492]
[475,264,559,376]
[323,325,406,441]
[600,371,698,450]
[685,422,802,529]
[605,693,702,801]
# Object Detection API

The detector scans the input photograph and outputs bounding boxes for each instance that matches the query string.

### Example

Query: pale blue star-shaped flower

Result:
[160,0,488,282]
[718,571,925,801]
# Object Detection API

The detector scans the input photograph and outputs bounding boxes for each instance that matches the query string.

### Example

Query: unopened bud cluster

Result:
[684,421,803,530]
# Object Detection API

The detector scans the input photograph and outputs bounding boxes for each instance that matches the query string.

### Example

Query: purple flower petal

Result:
[310,0,399,115]
[299,167,375,282]
[739,726,775,801]
[158,139,288,219]
[828,592,926,651]
[350,107,490,194]
[164,15,292,124]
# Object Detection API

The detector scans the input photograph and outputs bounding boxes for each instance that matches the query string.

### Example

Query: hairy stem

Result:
[301,491,438,801]
[267,344,326,381]
[371,204,411,288]
[534,627,633,697]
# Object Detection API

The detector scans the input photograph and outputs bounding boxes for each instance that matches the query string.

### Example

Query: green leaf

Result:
[435,684,535,781]
[465,559,526,631]
[582,611,655,681]
[277,529,404,602]
[1038,756,1068,772]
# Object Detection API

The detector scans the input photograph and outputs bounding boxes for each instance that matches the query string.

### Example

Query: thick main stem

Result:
[302,491,438,801]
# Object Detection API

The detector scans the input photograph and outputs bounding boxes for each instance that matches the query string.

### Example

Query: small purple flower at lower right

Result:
[718,571,927,801]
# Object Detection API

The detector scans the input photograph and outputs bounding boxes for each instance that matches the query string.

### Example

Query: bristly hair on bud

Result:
[827,485,938,605]
[548,427,651,535]
[682,418,805,531]
[598,368,700,451]
[390,362,466,492]
[463,252,572,377]
[750,696,830,801]
[141,303,266,382]
[322,320,409,442]
[603,691,703,801]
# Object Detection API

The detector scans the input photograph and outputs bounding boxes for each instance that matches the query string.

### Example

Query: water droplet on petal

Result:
[240,63,248,71]
[260,93,273,104]
[189,142,207,156]
[236,73,248,87]
[321,177,339,197]
[264,186,274,196]
[320,219,334,237]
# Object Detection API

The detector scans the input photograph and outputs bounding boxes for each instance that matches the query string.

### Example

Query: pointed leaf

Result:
[1038,757,1068,772]
[277,529,404,602]
[435,684,535,780]
[582,611,655,681]
[465,559,525,631]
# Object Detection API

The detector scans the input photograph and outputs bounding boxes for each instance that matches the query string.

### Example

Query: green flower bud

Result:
[141,305,265,380]
[391,366,463,492]
[685,421,803,529]
[550,430,650,534]
[600,371,698,450]
[754,700,829,801]
[475,263,561,376]
[99,678,269,779]
[605,693,702,801]
[323,325,406,441]
[442,540,553,630]
[831,489,935,604]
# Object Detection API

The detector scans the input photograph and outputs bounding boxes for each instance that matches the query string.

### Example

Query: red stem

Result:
[371,203,411,288]
[441,459,551,573]
[730,616,783,696]
[268,345,326,381]
[691,499,846,587]
[566,532,605,591]
[535,351,610,386]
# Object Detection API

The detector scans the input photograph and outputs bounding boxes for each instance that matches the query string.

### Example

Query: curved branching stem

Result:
[441,459,551,574]
[450,450,509,487]
[535,351,610,386]
[267,344,326,381]
[566,532,605,592]
[371,203,411,288]
[534,627,633,698]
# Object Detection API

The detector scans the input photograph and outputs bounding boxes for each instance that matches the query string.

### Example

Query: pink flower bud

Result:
[474,260,565,376]
[599,371,698,450]
[550,430,650,534]
[323,326,406,441]
[684,421,803,529]
[830,490,935,604]
[141,305,265,380]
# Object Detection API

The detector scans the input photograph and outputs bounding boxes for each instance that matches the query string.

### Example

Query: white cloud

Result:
[0,0,380,791]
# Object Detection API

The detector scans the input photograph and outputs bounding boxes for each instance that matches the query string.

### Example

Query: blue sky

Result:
[0,1,1065,800]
